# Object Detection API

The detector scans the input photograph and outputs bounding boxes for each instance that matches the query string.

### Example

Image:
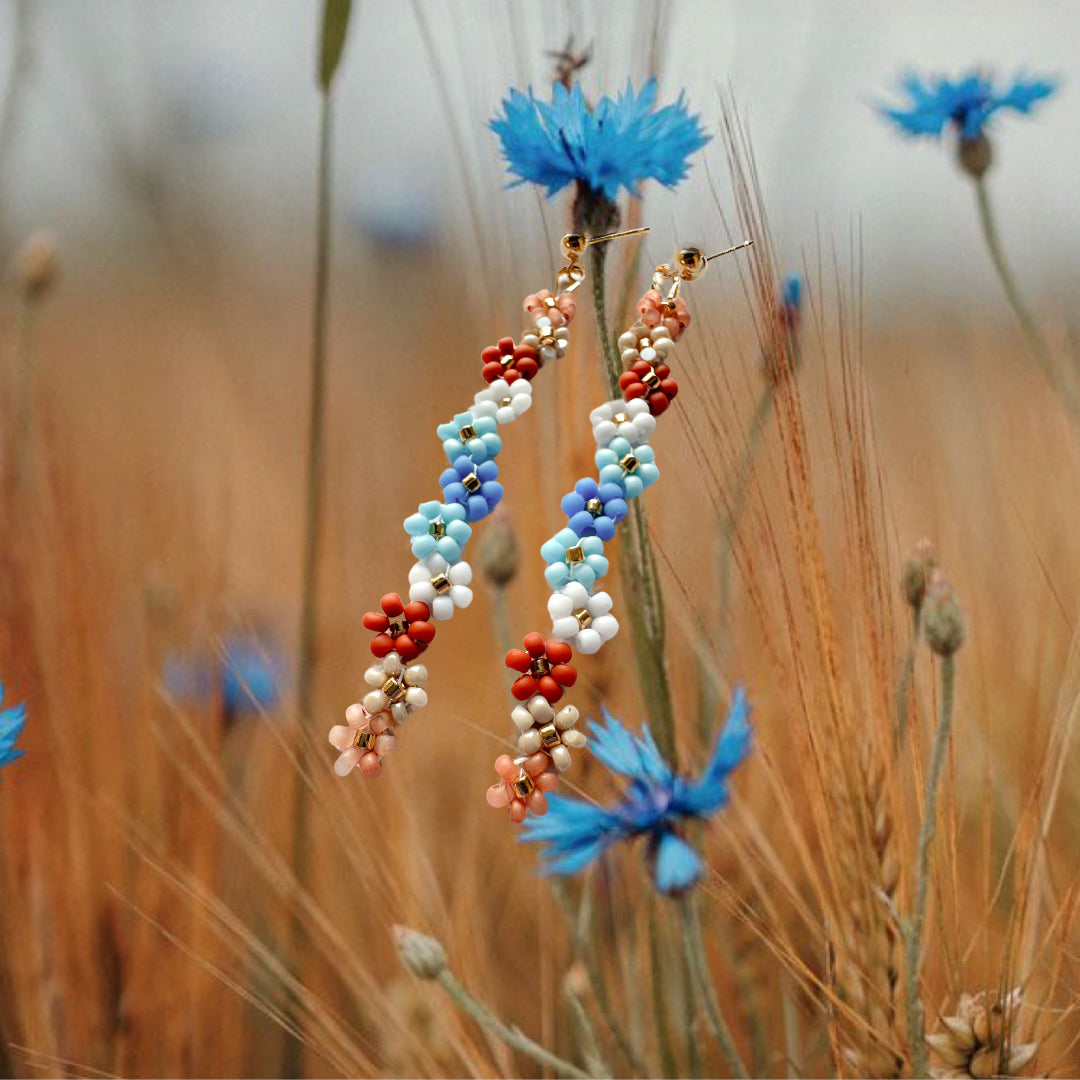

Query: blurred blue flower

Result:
[164,634,285,721]
[881,71,1057,141]
[0,684,26,769]
[521,689,753,895]
[491,79,710,200]
[780,274,802,315]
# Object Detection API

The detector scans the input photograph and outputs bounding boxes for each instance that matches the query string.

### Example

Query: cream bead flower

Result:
[510,695,587,772]
[522,316,571,364]
[590,397,656,448]
[618,320,676,368]
[472,377,533,425]
[548,581,619,654]
[408,553,473,620]
[361,651,428,724]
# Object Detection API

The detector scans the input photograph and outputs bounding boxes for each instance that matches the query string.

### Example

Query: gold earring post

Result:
[704,239,753,262]
[556,227,650,295]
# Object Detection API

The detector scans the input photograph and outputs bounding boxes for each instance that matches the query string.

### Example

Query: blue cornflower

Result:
[0,684,26,769]
[881,70,1057,141]
[164,634,285,720]
[491,79,710,201]
[521,690,753,895]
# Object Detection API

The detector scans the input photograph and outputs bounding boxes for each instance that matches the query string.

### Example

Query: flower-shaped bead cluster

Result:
[440,455,502,521]
[590,398,657,448]
[480,337,540,384]
[524,288,576,329]
[637,288,691,340]
[510,696,587,771]
[596,436,659,500]
[522,317,570,365]
[505,633,577,703]
[362,651,429,725]
[403,501,472,561]
[486,752,559,822]
[437,410,501,464]
[620,359,679,415]
[472,377,533,425]
[540,527,609,590]
[618,322,675,368]
[362,593,435,660]
[549,582,619,654]
[408,553,473,620]
[329,705,396,778]
[562,477,627,541]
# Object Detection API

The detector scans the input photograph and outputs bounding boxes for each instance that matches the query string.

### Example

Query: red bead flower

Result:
[523,288,576,328]
[362,593,435,661]
[505,633,576,703]
[619,359,679,416]
[481,337,540,384]
[636,288,691,341]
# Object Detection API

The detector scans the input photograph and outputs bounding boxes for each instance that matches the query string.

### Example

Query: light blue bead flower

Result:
[540,527,609,590]
[595,436,659,500]
[403,500,472,561]
[438,410,501,464]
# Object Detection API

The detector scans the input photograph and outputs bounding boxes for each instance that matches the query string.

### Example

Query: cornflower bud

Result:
[392,925,447,980]
[921,569,965,657]
[901,538,937,612]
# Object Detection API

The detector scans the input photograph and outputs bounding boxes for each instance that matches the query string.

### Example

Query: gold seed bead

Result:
[458,424,477,441]
[542,295,558,309]
[382,677,407,703]
[428,520,446,539]
[642,370,661,391]
[499,396,512,408]
[572,607,592,630]
[531,656,551,677]
[619,453,639,473]
[511,771,535,798]
[462,471,481,492]
[538,722,561,748]
[430,573,451,594]
[387,614,408,636]
[565,544,585,563]
[612,411,629,425]
[585,498,602,516]
[353,729,377,751]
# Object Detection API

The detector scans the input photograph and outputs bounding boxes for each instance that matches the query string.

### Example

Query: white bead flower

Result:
[408,553,473,620]
[361,651,429,725]
[510,694,586,771]
[590,397,656,448]
[548,581,619,654]
[522,317,571,364]
[618,321,676,368]
[472,377,533,425]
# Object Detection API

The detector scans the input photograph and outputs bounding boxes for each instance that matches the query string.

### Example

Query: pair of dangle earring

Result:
[329,227,648,779]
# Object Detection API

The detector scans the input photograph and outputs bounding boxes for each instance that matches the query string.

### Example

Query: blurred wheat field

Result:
[2,2,1080,1078]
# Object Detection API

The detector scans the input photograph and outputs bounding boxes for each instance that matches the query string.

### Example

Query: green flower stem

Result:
[283,89,333,1079]
[973,175,1078,422]
[649,905,679,1078]
[903,653,956,1079]
[563,974,610,1079]
[436,970,590,1080]
[680,894,748,1079]
[588,237,677,762]
[894,608,921,750]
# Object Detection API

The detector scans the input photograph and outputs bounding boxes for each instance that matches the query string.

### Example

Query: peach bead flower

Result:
[524,288,576,328]
[329,704,397,778]
[486,751,559,823]
[636,289,691,340]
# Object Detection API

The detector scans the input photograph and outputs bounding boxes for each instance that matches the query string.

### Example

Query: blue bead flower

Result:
[491,79,710,201]
[440,455,502,521]
[0,684,26,770]
[562,477,628,541]
[437,410,501,464]
[596,436,658,499]
[521,690,753,895]
[403,500,472,561]
[880,70,1057,141]
[540,527,609,590]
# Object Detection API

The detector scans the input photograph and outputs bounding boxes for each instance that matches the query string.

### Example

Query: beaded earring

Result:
[329,228,649,779]
[485,240,752,823]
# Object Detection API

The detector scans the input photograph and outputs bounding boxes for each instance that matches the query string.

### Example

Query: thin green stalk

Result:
[437,970,591,1080]
[590,243,622,398]
[973,175,1077,421]
[680,894,748,1079]
[894,607,921,750]
[563,974,610,1078]
[283,90,333,1079]
[903,654,956,1079]
[649,905,679,1078]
